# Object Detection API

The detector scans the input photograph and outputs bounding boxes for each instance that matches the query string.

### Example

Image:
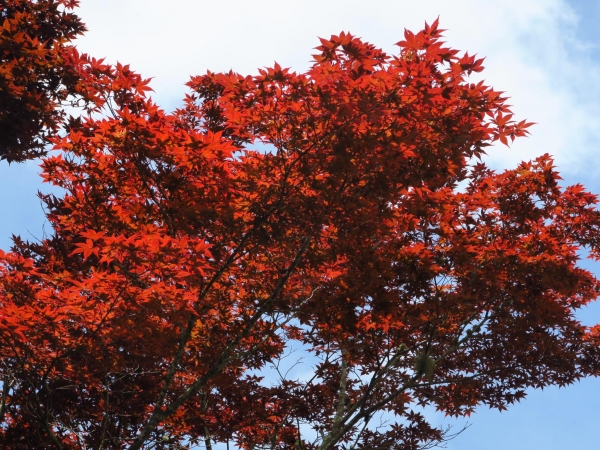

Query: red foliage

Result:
[0,0,84,162]
[1,13,600,450]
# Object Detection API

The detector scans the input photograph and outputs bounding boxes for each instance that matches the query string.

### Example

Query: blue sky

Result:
[2,0,600,447]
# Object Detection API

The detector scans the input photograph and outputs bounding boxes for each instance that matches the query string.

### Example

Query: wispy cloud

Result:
[75,0,600,179]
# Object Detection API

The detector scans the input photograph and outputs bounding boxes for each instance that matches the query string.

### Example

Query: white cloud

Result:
[76,0,600,178]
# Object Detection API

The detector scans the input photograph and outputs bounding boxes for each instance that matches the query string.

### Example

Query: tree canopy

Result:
[0,0,84,162]
[1,5,600,449]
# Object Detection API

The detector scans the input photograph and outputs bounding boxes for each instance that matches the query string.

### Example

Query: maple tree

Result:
[1,8,600,449]
[0,0,84,162]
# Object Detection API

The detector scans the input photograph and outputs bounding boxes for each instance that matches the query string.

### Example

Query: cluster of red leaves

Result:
[0,0,84,162]
[1,13,600,450]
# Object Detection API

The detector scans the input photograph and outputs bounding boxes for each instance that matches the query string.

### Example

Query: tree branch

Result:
[127,236,311,450]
